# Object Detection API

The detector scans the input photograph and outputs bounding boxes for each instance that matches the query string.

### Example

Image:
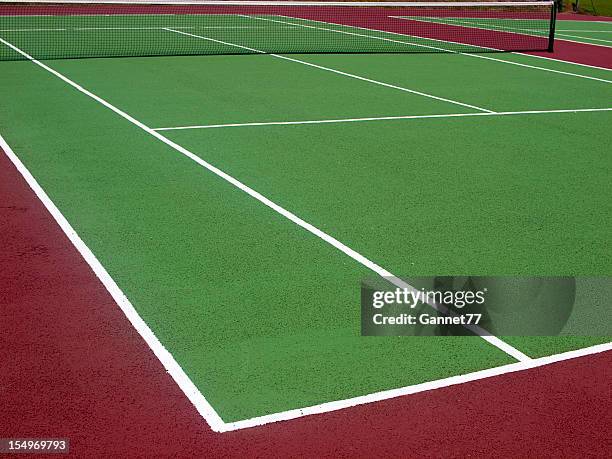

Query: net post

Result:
[548,1,557,52]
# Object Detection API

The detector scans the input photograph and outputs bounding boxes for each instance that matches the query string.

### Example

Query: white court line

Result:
[163,27,495,113]
[0,26,289,32]
[153,107,612,131]
[0,35,542,429]
[476,18,612,24]
[75,25,281,30]
[223,342,612,431]
[251,14,612,81]
[5,14,185,17]
[557,33,612,45]
[0,131,228,433]
[427,28,612,33]
[0,28,67,32]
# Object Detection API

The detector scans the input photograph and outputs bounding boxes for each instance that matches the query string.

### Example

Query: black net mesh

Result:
[0,1,556,61]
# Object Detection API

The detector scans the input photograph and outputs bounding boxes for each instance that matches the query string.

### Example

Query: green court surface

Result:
[1,15,611,424]
[397,16,612,47]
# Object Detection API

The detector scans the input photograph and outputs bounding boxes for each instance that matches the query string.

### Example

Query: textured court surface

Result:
[1,7,611,449]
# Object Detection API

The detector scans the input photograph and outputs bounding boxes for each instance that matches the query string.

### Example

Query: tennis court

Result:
[1,1,611,435]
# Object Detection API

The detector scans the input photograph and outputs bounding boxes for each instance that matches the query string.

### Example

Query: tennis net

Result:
[0,1,557,61]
